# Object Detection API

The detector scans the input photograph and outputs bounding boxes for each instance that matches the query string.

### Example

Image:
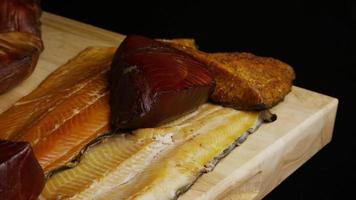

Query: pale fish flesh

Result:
[41,104,271,200]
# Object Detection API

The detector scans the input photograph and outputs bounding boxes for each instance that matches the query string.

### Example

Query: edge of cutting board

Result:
[181,87,338,199]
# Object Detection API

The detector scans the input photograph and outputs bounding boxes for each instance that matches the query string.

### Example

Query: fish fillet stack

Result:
[0,47,267,199]
[42,104,262,200]
[0,47,116,172]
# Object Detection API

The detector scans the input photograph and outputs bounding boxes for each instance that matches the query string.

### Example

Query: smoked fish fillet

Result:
[163,39,295,110]
[42,104,270,200]
[0,47,116,173]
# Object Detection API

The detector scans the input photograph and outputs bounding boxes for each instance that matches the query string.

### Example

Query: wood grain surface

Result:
[0,12,338,200]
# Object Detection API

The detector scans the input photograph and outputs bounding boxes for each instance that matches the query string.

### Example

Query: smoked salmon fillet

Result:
[0,47,116,173]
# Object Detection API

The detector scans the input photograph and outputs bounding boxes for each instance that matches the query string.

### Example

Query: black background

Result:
[41,0,355,199]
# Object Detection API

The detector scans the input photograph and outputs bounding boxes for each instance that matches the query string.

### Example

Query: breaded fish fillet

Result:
[163,39,295,110]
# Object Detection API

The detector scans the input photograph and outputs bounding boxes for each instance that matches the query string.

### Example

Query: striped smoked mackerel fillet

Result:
[0,47,116,173]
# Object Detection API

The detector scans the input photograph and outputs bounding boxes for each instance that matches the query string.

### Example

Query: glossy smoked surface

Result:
[0,0,43,93]
[0,140,44,200]
[110,35,215,130]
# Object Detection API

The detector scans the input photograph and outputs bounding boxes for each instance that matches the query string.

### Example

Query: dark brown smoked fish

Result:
[0,0,43,93]
[0,140,45,200]
[110,35,215,130]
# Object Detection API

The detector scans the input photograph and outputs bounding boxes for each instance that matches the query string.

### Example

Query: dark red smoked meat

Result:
[0,140,45,200]
[110,35,215,130]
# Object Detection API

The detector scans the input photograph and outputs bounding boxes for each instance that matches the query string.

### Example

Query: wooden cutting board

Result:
[0,13,338,200]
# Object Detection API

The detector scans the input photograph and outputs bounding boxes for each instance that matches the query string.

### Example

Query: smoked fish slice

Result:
[42,104,265,200]
[0,47,116,172]
[163,39,295,110]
